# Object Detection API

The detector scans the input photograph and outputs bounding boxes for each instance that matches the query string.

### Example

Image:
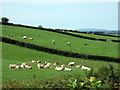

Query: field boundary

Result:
[1,36,120,63]
[1,23,120,43]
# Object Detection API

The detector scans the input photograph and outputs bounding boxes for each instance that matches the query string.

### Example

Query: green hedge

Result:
[1,37,120,63]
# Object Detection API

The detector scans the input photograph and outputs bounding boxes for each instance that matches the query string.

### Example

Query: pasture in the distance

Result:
[2,42,119,84]
[69,32,119,40]
[2,25,119,58]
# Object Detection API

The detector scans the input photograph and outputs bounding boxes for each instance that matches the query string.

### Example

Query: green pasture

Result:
[109,34,120,36]
[1,25,119,58]
[69,32,119,40]
[2,42,119,84]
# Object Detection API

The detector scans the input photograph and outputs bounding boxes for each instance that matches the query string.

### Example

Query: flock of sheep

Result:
[9,34,33,40]
[8,34,91,71]
[9,33,89,46]
[9,60,92,71]
[9,34,71,45]
[52,40,71,45]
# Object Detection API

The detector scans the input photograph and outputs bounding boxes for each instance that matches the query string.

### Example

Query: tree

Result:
[1,17,9,23]
[38,25,43,28]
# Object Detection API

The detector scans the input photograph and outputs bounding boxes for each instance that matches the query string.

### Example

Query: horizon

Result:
[1,1,118,30]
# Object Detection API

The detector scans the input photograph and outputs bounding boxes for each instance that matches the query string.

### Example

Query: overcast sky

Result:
[0,0,118,30]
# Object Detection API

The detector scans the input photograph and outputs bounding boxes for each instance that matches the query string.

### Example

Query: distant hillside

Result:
[76,29,119,34]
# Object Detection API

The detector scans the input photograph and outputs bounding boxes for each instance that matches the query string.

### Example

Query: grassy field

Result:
[109,34,120,36]
[2,25,119,58]
[2,42,119,84]
[69,32,119,40]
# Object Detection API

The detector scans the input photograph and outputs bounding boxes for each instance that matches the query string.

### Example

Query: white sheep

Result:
[61,64,65,68]
[31,60,36,63]
[25,65,32,69]
[9,34,13,37]
[67,42,71,45]
[29,38,33,40]
[47,63,51,66]
[44,64,51,68]
[81,65,91,71]
[55,67,64,71]
[76,65,82,68]
[37,60,41,63]
[86,68,92,71]
[68,62,76,66]
[22,36,27,39]
[37,64,45,69]
[20,63,27,68]
[9,64,16,69]
[52,62,59,65]
[52,40,56,44]
[15,65,21,69]
[45,62,51,66]
[64,67,72,71]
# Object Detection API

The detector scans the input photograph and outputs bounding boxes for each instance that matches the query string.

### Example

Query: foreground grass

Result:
[2,42,119,86]
[2,25,119,58]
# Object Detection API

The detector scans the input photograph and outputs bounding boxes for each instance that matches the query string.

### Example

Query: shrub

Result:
[1,17,9,24]
[66,77,103,89]
[38,25,43,28]
[86,64,120,88]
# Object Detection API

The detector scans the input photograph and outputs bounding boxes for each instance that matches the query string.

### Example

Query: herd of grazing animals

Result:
[9,60,92,71]
[22,36,33,40]
[8,34,89,45]
[8,34,90,71]
[8,34,33,40]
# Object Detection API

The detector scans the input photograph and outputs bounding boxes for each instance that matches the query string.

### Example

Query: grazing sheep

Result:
[45,62,51,66]
[25,65,32,69]
[31,60,36,63]
[68,62,76,66]
[55,67,64,71]
[15,65,21,69]
[67,42,71,45]
[37,64,45,69]
[37,60,41,63]
[86,68,92,71]
[8,34,13,37]
[29,38,33,40]
[81,66,88,70]
[20,63,28,68]
[52,40,56,44]
[61,64,65,68]
[22,63,27,65]
[81,65,91,71]
[76,65,82,68]
[44,64,51,68]
[22,36,27,39]
[9,64,16,69]
[52,62,59,65]
[64,67,72,71]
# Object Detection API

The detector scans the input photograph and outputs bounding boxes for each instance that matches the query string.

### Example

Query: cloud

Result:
[0,0,119,3]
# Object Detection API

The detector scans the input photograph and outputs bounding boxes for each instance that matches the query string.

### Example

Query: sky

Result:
[0,0,118,30]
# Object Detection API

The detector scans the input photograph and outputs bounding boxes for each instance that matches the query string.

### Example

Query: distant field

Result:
[109,34,120,36]
[69,32,119,40]
[2,25,119,58]
[2,42,119,84]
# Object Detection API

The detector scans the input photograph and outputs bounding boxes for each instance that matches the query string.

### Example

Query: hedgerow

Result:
[1,36,120,63]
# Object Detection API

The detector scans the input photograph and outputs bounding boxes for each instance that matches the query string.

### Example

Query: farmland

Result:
[1,24,119,88]
[69,32,119,40]
[2,42,119,83]
[2,25,119,58]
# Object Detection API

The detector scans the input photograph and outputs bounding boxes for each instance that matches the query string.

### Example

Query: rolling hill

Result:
[1,24,119,88]
[1,25,119,58]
